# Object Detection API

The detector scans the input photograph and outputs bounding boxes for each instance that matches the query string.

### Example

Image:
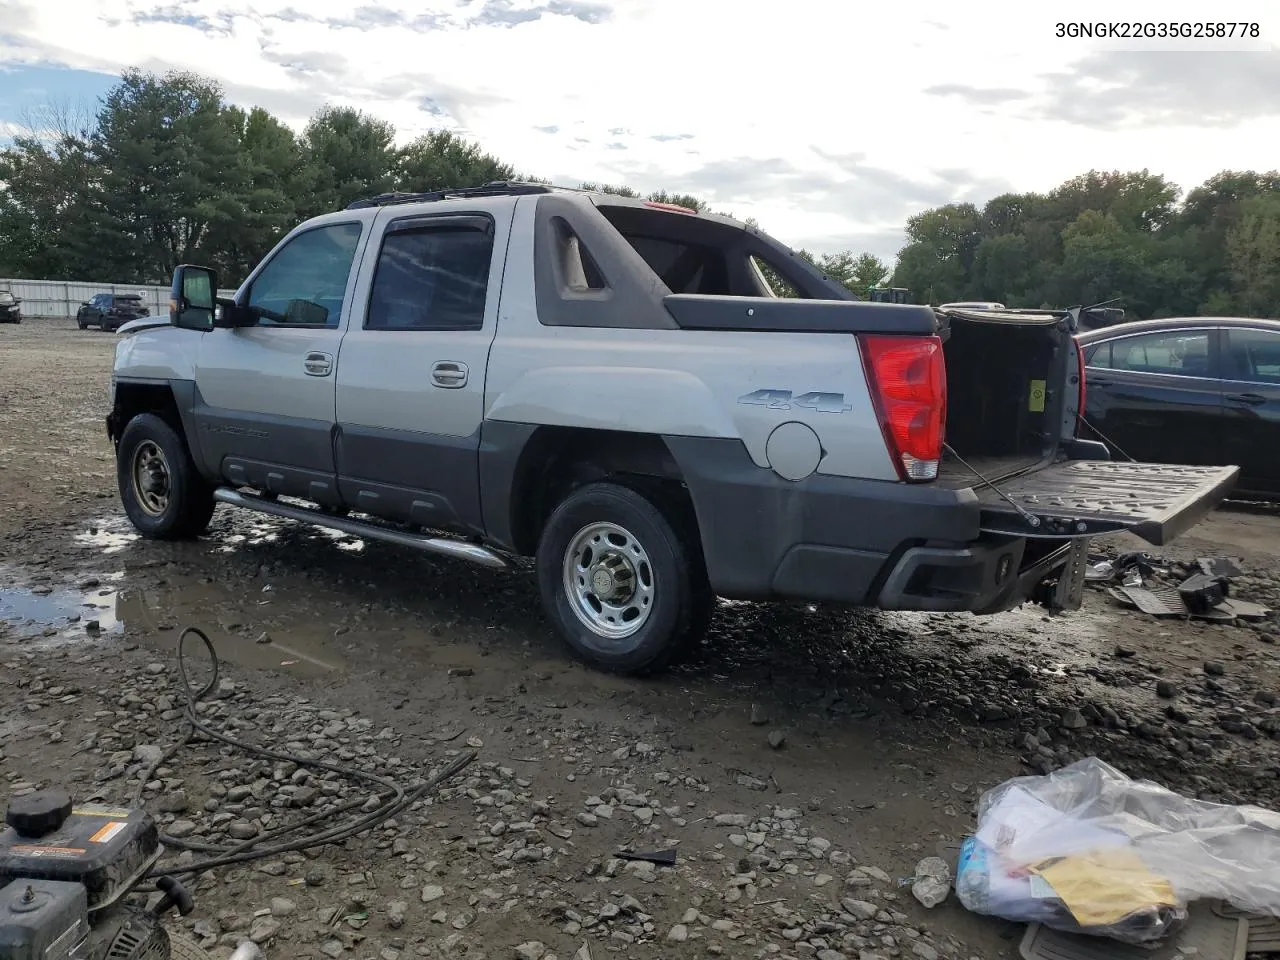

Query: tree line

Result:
[1,69,1276,319]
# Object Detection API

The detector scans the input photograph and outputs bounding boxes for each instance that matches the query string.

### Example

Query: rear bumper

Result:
[664,437,1073,612]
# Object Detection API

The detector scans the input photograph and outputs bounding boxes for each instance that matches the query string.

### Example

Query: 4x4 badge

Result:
[736,389,852,413]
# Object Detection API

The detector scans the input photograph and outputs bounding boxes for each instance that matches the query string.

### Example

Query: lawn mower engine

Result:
[0,790,197,960]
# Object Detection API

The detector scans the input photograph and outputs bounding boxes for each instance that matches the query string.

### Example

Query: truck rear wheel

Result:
[117,413,216,539]
[536,481,711,675]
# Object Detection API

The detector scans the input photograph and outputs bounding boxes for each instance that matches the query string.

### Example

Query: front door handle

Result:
[304,351,333,377]
[1226,392,1266,406]
[431,361,468,388]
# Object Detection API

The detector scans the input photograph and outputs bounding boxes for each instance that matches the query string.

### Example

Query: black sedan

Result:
[1077,317,1280,500]
[76,293,150,332]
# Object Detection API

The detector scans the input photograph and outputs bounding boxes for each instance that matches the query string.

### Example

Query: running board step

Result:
[212,488,509,570]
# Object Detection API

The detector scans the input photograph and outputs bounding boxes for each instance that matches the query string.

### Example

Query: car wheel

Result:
[117,413,216,539]
[536,480,712,676]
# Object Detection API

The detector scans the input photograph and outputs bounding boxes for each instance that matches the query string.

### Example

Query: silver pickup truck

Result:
[106,182,1239,674]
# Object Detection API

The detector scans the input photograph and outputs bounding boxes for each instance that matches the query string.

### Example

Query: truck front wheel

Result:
[117,413,216,539]
[536,481,711,675]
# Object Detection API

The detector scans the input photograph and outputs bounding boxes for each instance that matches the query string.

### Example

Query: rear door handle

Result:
[304,351,333,377]
[1226,392,1266,406]
[431,361,468,388]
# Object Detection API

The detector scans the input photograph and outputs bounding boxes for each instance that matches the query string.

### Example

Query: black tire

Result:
[536,480,712,676]
[117,413,216,539]
[77,317,86,329]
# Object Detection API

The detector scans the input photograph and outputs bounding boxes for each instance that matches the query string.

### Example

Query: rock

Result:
[269,897,297,917]
[575,812,598,827]
[1157,680,1178,699]
[1061,708,1087,730]
[842,899,879,920]
[1204,660,1226,676]
[912,943,939,960]
[514,943,547,960]
[166,820,196,839]
[634,807,653,825]
[714,814,750,828]
[292,786,318,807]
[667,924,689,942]
[911,857,951,908]
[817,951,847,960]
[305,866,331,887]
[134,744,165,765]
[387,901,407,929]
[749,704,769,726]
[156,790,188,813]
[768,730,787,749]
[321,941,345,958]
[1114,644,1136,658]
[227,820,258,841]
[421,884,445,904]
[248,917,282,944]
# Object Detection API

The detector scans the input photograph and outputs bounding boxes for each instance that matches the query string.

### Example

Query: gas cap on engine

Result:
[4,790,73,837]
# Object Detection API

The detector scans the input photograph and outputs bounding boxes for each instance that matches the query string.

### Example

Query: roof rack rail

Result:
[345,181,555,210]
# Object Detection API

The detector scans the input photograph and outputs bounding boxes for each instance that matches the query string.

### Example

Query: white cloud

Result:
[1,0,1278,261]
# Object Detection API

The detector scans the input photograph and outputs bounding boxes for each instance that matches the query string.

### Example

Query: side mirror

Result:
[170,265,218,331]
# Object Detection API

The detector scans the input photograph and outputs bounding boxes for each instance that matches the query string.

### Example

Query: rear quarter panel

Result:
[484,198,898,482]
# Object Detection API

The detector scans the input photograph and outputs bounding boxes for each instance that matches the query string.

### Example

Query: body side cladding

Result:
[333,423,485,535]
[532,193,678,329]
[663,294,940,335]
[661,435,983,600]
[109,378,208,479]
[477,422,684,556]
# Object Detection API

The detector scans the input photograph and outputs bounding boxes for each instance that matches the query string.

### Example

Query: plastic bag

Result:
[955,757,1280,944]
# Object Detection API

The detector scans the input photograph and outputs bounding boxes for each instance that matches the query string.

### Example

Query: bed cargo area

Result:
[937,309,1070,487]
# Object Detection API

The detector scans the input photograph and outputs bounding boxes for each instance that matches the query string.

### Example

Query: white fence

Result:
[2,277,238,320]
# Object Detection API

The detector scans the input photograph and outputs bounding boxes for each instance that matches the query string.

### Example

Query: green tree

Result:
[646,190,707,212]
[206,106,307,283]
[1226,194,1280,317]
[299,105,396,216]
[0,130,97,277]
[891,203,982,303]
[396,129,515,193]
[88,69,248,282]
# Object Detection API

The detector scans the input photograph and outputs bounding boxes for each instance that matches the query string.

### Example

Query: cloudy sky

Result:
[1,0,1277,261]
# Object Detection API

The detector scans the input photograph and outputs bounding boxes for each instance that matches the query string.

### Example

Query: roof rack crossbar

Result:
[345,181,554,210]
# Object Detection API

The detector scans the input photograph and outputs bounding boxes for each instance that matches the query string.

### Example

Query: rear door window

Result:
[365,220,494,331]
[1104,331,1215,377]
[1224,328,1280,384]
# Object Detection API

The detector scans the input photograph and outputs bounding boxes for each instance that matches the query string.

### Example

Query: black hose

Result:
[138,627,475,879]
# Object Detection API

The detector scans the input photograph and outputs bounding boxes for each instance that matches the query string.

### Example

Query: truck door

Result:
[333,201,514,534]
[191,216,373,506]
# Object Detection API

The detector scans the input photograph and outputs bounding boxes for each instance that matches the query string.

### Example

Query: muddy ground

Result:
[2,318,1279,960]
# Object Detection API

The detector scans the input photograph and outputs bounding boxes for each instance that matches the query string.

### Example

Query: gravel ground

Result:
[2,317,1279,960]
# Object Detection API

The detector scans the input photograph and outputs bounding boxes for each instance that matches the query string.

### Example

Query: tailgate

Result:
[973,460,1240,545]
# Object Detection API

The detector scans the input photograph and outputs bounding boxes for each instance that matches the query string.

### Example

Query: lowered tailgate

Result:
[974,460,1240,545]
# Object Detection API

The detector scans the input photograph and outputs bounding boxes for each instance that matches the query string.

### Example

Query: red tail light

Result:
[859,335,946,481]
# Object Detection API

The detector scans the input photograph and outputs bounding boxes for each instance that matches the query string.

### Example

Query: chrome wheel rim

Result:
[132,441,171,516]
[562,521,655,645]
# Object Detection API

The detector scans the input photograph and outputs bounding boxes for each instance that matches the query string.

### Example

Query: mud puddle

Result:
[0,575,123,642]
[114,578,351,678]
